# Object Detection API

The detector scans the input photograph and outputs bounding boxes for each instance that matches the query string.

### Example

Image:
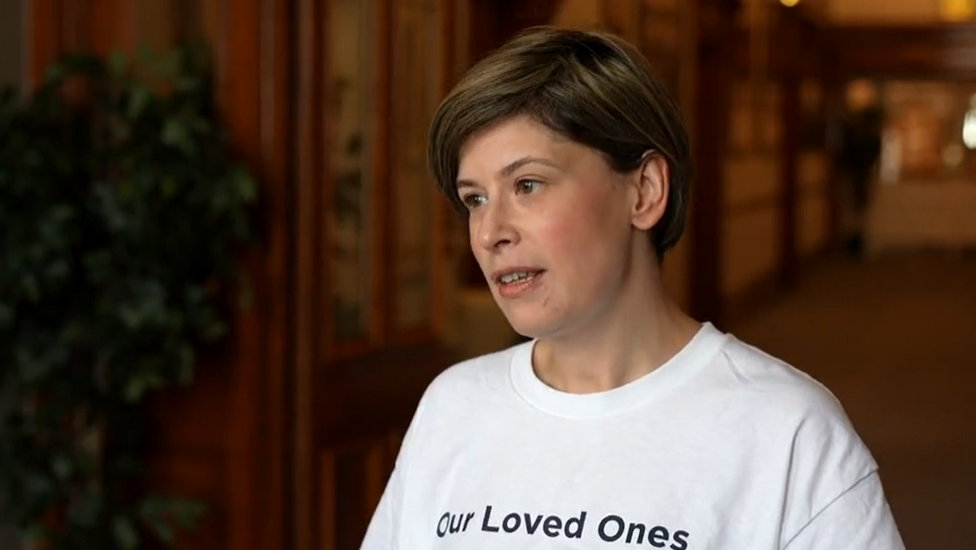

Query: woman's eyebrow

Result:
[456,156,558,188]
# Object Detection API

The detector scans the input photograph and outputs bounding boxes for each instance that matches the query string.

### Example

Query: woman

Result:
[361,27,904,549]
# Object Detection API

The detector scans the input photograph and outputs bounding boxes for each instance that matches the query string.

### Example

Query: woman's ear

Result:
[630,151,670,231]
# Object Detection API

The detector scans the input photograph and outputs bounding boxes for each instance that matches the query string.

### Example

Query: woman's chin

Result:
[504,311,556,341]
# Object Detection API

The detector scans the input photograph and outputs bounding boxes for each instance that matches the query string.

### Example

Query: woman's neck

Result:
[531,261,701,394]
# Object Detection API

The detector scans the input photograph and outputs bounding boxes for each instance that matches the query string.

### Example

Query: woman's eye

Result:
[515,179,542,194]
[461,193,486,209]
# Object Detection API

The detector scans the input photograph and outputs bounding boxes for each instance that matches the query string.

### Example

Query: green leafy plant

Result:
[0,44,258,549]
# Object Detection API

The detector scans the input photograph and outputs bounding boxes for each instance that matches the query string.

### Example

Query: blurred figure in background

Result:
[837,104,884,258]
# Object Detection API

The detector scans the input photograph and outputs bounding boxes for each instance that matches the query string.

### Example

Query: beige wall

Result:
[796,152,831,257]
[721,155,782,298]
[720,151,831,299]
[867,182,976,253]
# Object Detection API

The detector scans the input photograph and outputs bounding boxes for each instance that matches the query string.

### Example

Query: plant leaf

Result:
[113,515,140,550]
[51,453,73,481]
[161,119,193,155]
[67,494,104,529]
[128,85,152,120]
[108,50,128,77]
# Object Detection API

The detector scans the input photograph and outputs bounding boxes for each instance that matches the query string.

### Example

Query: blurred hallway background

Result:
[731,250,976,550]
[2,0,975,549]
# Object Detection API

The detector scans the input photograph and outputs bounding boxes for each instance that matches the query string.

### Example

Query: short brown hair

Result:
[427,26,692,260]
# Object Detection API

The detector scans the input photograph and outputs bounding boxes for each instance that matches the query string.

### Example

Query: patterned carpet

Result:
[729,251,976,549]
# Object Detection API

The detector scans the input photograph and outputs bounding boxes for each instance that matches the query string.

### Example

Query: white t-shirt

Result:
[360,323,905,549]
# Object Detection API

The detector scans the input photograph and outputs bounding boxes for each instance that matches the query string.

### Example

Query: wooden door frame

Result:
[689,0,739,324]
[771,5,826,289]
[304,0,466,548]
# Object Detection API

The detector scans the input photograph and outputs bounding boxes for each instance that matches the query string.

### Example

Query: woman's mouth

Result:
[494,269,545,298]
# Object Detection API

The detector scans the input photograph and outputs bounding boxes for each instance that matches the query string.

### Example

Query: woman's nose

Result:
[475,198,519,252]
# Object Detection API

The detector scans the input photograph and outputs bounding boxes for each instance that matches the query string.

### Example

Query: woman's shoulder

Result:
[709,334,878,470]
[711,334,849,416]
[418,341,529,408]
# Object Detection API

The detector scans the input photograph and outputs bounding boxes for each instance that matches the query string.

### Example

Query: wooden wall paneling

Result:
[387,0,411,344]
[801,14,836,258]
[323,435,396,550]
[143,360,231,548]
[23,0,129,86]
[777,7,801,288]
[826,24,976,80]
[150,0,294,546]
[363,440,387,524]
[58,0,93,54]
[388,0,443,346]
[448,0,469,81]
[257,1,293,549]
[330,439,382,550]
[465,0,500,78]
[317,354,456,546]
[144,452,226,549]
[678,0,700,119]
[730,26,750,79]
[505,0,562,39]
[215,0,291,549]
[602,0,642,44]
[371,0,393,352]
[332,447,365,550]
[217,0,261,545]
[321,451,338,550]
[822,63,846,247]
[430,0,457,340]
[59,0,86,53]
[295,0,325,548]
[215,2,263,548]
[26,0,63,87]
[319,344,456,447]
[689,0,737,324]
[87,0,136,56]
[371,0,394,350]
[784,8,838,255]
[313,0,461,545]
[325,0,392,362]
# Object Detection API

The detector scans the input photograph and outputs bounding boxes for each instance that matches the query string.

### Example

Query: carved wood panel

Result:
[320,432,403,550]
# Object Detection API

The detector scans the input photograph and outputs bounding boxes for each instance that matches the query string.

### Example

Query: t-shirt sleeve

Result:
[773,376,905,550]
[783,472,905,550]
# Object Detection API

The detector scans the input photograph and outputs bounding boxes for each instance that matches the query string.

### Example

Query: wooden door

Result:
[293,0,461,549]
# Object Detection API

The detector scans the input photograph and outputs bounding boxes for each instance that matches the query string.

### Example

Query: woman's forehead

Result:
[457,119,577,176]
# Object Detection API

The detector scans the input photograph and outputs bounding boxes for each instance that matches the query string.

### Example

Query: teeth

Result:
[500,272,536,284]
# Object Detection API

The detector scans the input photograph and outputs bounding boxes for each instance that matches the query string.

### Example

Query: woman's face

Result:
[456,115,653,339]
